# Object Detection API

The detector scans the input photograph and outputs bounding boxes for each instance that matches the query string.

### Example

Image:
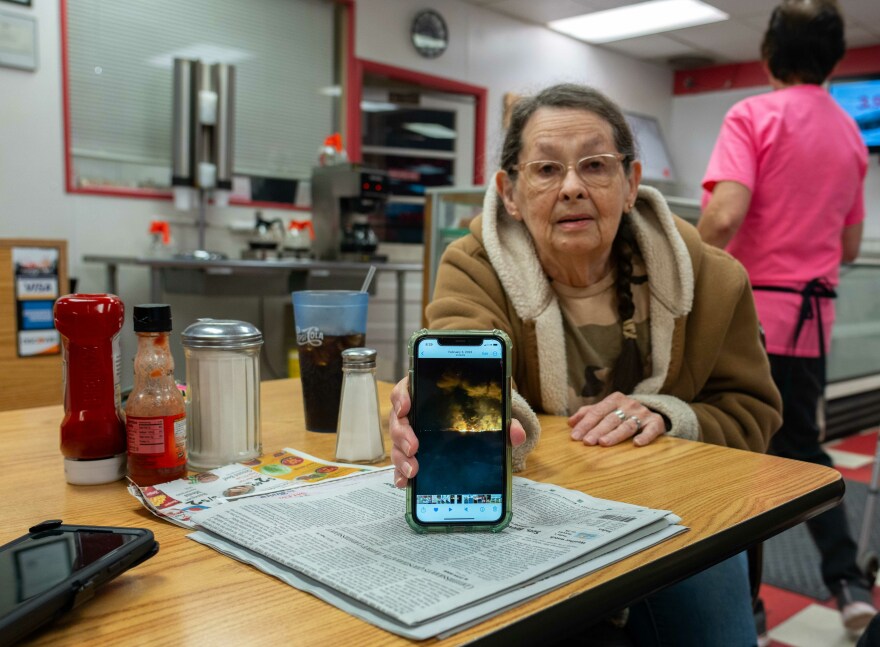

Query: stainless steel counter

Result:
[83,255,422,380]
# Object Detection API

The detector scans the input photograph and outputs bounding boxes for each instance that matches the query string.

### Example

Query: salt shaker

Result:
[335,348,385,464]
[181,319,263,470]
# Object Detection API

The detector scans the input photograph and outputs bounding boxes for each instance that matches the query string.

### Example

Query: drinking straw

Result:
[360,265,377,293]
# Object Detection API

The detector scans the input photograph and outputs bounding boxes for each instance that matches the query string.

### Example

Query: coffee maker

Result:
[311,163,388,260]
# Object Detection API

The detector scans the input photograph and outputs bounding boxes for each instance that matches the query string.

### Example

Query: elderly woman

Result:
[391,83,781,645]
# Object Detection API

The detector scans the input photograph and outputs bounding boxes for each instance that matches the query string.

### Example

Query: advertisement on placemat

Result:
[13,247,60,357]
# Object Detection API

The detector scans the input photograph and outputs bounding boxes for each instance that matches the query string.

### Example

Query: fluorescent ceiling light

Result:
[548,0,728,44]
[403,123,457,139]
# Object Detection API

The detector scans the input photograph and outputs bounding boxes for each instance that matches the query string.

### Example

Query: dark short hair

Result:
[500,84,636,177]
[761,0,845,85]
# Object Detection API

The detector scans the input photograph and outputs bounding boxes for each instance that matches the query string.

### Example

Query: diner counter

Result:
[83,255,422,380]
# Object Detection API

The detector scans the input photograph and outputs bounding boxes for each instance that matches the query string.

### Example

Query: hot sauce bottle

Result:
[54,294,126,485]
[126,304,187,486]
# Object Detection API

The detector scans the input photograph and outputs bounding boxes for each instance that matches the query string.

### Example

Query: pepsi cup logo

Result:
[296,326,324,346]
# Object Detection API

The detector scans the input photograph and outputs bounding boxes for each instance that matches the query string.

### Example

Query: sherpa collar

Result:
[481,177,694,322]
[479,176,695,414]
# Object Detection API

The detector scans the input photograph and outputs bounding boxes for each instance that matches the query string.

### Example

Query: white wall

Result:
[0,0,676,386]
[356,0,676,377]
[356,0,674,177]
[669,86,880,241]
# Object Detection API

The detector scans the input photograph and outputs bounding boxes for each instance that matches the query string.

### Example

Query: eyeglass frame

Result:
[509,153,633,192]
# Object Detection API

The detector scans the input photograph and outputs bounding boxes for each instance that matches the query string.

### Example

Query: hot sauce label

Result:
[127,414,186,468]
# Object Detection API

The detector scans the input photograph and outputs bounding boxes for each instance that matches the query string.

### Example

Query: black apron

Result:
[752,277,837,360]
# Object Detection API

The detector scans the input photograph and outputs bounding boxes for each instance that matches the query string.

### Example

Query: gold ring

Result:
[629,415,643,432]
[612,408,626,422]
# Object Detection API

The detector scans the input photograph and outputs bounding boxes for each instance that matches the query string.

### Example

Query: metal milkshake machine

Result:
[171,58,236,257]
[310,164,389,260]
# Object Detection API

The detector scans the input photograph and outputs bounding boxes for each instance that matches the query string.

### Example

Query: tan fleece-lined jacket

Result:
[426,181,782,471]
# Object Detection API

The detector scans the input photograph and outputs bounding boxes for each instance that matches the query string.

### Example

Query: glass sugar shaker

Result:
[336,347,385,464]
[181,319,263,471]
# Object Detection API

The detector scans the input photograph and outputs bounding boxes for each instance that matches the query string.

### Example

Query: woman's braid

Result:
[607,213,644,395]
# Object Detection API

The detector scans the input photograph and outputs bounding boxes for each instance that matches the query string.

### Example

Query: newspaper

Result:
[189,468,687,638]
[127,448,379,529]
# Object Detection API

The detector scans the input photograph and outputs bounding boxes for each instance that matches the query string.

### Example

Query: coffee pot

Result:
[341,215,378,256]
[284,219,315,257]
[244,211,284,259]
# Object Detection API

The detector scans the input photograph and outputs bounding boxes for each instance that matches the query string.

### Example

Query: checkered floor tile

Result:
[763,428,878,646]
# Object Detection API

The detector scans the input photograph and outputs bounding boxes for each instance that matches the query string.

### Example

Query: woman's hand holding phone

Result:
[389,376,526,489]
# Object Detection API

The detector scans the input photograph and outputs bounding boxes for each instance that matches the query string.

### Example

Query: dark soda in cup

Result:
[292,290,369,433]
[298,333,365,432]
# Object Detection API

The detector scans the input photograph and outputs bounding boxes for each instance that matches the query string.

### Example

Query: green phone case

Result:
[405,329,513,533]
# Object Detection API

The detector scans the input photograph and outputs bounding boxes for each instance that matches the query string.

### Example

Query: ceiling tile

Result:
[841,0,880,20]
[846,24,880,48]
[669,18,765,63]
[601,34,704,60]
[459,0,880,68]
[485,0,597,23]
[737,12,771,33]
[571,0,644,10]
[700,0,779,19]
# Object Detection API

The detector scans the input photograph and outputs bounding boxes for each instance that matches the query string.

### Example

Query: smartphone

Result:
[0,520,158,646]
[406,329,512,533]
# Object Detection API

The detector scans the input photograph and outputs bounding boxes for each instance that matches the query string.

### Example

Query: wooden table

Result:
[1,379,842,645]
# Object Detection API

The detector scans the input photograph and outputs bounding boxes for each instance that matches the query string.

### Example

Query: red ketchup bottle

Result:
[54,294,126,485]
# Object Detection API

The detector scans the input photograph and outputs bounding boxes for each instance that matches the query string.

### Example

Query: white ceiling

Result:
[461,0,880,68]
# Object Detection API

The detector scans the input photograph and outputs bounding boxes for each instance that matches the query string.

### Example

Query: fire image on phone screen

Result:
[413,337,506,524]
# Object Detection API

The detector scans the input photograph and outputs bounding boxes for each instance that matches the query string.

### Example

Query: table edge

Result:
[470,475,844,645]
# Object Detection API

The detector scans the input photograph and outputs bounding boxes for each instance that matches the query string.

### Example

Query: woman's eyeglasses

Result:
[514,153,626,192]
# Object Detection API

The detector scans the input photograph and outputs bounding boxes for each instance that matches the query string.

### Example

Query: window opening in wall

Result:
[360,73,475,244]
[63,0,344,207]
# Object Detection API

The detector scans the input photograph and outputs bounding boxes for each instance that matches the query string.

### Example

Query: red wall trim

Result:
[336,0,359,162]
[674,44,880,96]
[59,0,74,194]
[357,59,487,185]
[473,87,487,186]
[228,199,308,212]
[67,185,306,211]
[346,2,361,164]
[347,58,363,162]
[73,186,174,200]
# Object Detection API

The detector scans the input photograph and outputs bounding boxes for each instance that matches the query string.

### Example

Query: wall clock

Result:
[411,9,448,59]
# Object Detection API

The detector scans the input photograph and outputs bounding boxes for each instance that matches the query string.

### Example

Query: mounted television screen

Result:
[828,74,880,153]
[624,112,677,186]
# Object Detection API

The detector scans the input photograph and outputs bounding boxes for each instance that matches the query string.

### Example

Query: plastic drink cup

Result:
[292,290,368,432]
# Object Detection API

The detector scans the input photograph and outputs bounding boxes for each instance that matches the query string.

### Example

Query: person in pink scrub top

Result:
[699,0,874,641]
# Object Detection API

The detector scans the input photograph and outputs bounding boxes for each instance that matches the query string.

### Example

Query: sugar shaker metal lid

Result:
[342,347,376,367]
[181,319,263,349]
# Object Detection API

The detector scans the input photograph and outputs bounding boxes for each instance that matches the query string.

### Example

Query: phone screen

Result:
[1,529,138,613]
[412,335,508,526]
